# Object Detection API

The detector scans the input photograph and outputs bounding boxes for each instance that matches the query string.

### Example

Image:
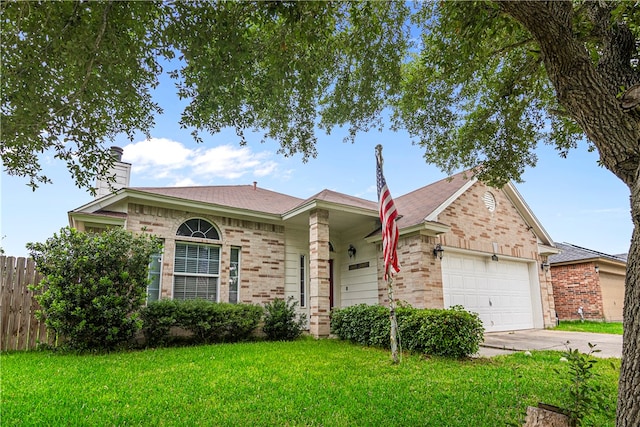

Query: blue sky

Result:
[1,74,633,258]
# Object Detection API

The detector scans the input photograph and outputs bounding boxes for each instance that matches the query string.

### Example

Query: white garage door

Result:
[442,253,535,332]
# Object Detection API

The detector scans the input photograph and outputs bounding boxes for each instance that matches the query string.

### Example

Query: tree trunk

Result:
[523,405,570,427]
[618,174,640,425]
[494,2,640,426]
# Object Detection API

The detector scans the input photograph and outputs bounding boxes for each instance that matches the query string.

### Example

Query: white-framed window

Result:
[229,247,240,304]
[173,242,220,301]
[147,253,163,303]
[300,254,306,308]
[172,218,221,301]
[176,218,220,239]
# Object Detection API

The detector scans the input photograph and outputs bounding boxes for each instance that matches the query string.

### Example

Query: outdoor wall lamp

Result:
[433,243,444,259]
[491,242,499,262]
[348,244,357,258]
[541,262,550,272]
[595,265,600,273]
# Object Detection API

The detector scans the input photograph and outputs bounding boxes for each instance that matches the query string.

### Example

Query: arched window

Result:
[173,218,221,301]
[176,218,220,240]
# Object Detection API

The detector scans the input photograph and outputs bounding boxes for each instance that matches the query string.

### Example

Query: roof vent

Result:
[483,191,496,212]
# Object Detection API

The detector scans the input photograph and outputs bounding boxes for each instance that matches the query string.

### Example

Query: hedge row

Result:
[139,299,264,346]
[330,304,485,358]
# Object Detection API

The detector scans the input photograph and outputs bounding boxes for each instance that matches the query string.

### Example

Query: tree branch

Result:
[489,37,534,57]
[53,1,113,118]
[583,1,638,91]
[81,1,113,98]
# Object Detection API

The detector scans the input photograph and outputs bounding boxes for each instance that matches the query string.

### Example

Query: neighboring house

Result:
[68,147,560,337]
[549,242,627,322]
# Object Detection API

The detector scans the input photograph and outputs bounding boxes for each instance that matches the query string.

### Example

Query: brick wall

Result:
[126,203,286,305]
[551,262,604,320]
[378,234,444,309]
[389,181,556,327]
[439,183,537,260]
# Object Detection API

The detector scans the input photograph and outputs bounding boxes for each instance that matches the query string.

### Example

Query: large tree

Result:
[2,1,639,424]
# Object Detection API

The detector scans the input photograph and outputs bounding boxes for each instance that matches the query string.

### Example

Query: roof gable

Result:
[296,189,377,211]
[395,170,475,229]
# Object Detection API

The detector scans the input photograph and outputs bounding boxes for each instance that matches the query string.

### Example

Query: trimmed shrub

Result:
[140,299,263,346]
[329,304,390,347]
[27,227,162,351]
[331,304,484,358]
[262,297,307,341]
[139,299,180,346]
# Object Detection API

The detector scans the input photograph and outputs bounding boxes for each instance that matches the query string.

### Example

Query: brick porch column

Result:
[309,208,330,337]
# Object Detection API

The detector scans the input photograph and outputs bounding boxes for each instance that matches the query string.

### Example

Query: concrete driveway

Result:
[477,329,622,358]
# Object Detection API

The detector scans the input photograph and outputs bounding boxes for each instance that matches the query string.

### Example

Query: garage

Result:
[441,252,538,332]
[599,271,624,322]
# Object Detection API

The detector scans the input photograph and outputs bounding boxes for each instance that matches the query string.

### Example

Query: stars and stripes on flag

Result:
[376,151,400,280]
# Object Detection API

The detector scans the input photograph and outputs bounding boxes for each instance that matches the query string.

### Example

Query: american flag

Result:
[376,148,400,280]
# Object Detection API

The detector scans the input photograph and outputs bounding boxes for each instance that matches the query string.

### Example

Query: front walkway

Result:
[477,329,622,358]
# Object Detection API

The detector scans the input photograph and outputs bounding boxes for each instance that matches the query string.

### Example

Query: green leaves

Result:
[4,1,638,189]
[330,304,485,358]
[168,1,410,159]
[554,342,610,426]
[27,226,162,350]
[140,299,264,346]
[394,1,556,186]
[2,1,166,190]
[262,296,307,341]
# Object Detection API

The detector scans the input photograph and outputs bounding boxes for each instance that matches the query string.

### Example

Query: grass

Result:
[552,320,624,335]
[2,338,619,426]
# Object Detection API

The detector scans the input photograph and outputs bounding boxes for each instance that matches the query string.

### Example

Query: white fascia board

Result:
[538,244,561,256]
[424,178,477,222]
[68,212,126,228]
[365,221,450,243]
[282,200,378,221]
[503,182,555,247]
[70,189,129,214]
[72,188,283,224]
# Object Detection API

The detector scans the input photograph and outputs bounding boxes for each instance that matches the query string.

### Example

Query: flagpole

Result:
[387,273,399,364]
[376,144,400,364]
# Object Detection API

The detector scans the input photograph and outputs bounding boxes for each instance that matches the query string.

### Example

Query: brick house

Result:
[68,148,559,336]
[549,242,627,322]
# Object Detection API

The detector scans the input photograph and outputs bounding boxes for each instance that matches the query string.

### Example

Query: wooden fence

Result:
[0,255,53,351]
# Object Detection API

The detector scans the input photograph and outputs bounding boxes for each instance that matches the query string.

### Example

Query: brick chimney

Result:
[95,146,131,198]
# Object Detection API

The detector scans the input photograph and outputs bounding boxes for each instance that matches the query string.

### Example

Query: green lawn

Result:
[2,339,619,426]
[553,320,624,335]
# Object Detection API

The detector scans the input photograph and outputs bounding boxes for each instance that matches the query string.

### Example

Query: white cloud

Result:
[121,138,282,184]
[355,184,377,199]
[122,138,192,173]
[171,177,199,187]
[192,145,268,179]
